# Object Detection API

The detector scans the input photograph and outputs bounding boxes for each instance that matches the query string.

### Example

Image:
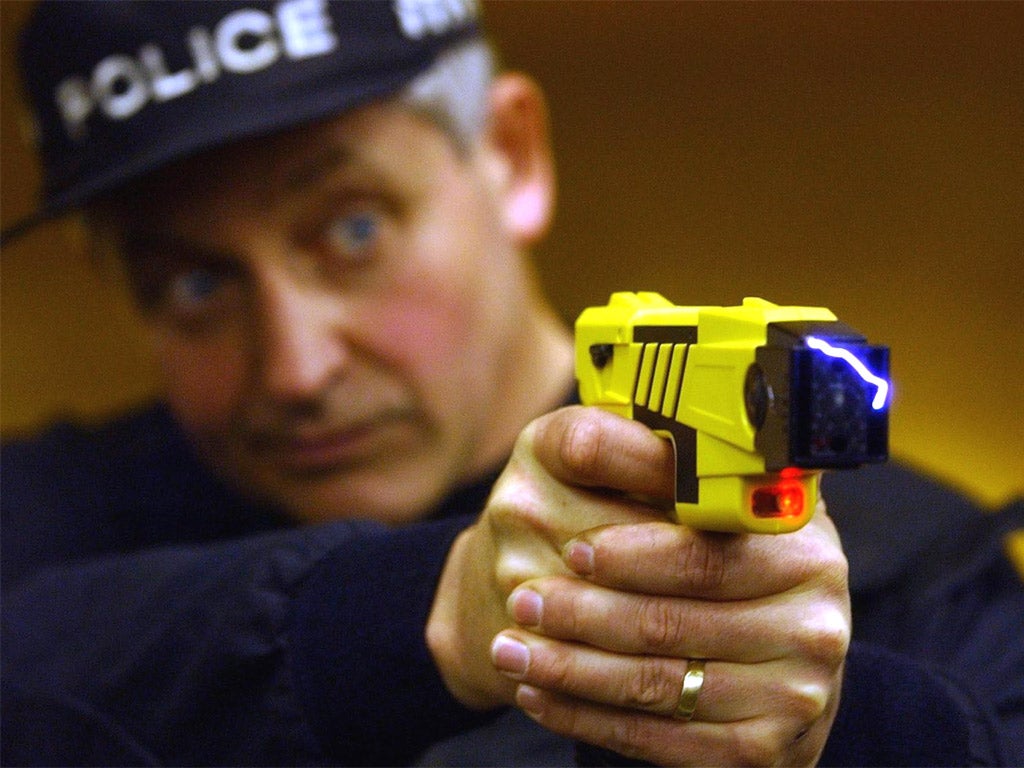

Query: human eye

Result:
[131,259,241,332]
[166,267,227,315]
[322,209,383,266]
[155,264,244,333]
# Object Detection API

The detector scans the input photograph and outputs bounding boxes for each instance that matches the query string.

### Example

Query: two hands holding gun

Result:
[428,293,890,766]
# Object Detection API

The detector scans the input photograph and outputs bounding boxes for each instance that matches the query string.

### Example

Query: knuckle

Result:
[563,587,592,638]
[728,726,781,768]
[513,416,542,455]
[780,523,849,595]
[488,513,537,596]
[606,716,657,761]
[558,410,607,482]
[550,694,586,739]
[794,605,850,667]
[541,647,577,691]
[818,544,850,594]
[485,494,518,540]
[674,533,727,593]
[493,554,532,596]
[804,530,850,591]
[780,676,832,726]
[485,488,559,597]
[622,656,675,712]
[636,598,686,652]
[748,673,835,765]
[488,467,546,529]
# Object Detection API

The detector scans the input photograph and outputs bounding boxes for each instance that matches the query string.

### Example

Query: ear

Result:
[482,73,556,246]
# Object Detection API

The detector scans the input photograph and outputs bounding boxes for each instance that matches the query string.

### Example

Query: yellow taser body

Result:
[575,292,841,534]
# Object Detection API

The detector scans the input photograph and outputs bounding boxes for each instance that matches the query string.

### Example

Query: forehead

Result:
[107,101,464,224]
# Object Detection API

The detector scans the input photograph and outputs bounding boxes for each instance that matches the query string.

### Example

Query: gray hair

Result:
[399,38,496,152]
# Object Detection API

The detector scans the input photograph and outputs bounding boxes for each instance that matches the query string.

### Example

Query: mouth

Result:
[249,413,414,475]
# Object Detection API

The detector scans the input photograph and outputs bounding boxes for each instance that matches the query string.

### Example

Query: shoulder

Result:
[1,403,284,588]
[2,402,187,482]
[1,402,185,531]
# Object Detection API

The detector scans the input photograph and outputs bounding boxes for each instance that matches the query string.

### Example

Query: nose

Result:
[255,276,348,404]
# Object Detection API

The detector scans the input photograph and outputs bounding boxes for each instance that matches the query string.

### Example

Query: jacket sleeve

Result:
[1,516,493,766]
[824,465,1024,766]
[821,642,989,767]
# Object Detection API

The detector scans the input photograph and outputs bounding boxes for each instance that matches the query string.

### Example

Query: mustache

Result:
[238,394,418,444]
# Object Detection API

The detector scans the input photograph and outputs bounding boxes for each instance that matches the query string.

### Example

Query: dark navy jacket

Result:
[2,403,1022,766]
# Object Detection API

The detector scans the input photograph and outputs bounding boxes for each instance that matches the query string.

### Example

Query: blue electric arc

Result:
[805,336,890,410]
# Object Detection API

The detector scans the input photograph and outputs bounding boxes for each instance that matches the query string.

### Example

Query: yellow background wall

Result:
[2,2,1021,507]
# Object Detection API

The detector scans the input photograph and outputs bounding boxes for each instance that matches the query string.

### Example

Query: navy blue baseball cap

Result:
[3,0,481,243]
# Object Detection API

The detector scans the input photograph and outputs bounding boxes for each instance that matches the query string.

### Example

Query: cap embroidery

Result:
[394,0,477,40]
[54,0,339,141]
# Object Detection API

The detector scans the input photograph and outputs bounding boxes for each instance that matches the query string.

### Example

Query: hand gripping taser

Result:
[575,292,890,533]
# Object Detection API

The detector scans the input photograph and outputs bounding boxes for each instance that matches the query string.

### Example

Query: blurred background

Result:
[2,1,1021,507]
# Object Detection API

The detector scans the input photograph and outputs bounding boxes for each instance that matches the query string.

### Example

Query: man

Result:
[2,1,1021,766]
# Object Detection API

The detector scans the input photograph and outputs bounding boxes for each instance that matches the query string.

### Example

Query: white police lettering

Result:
[216,10,278,74]
[394,0,476,40]
[54,0,338,140]
[93,55,149,120]
[140,44,199,102]
[278,0,337,58]
[54,78,93,139]
[187,28,222,84]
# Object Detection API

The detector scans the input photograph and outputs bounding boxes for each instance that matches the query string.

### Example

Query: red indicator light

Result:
[752,480,806,519]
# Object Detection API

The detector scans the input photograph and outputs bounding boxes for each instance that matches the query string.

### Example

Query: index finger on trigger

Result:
[532,406,676,501]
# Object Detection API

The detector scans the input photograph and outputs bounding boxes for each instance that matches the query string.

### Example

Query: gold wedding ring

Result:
[673,659,706,721]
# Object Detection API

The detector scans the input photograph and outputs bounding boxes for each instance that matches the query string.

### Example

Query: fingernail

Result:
[563,539,594,575]
[516,684,544,716]
[491,635,530,677]
[508,588,543,626]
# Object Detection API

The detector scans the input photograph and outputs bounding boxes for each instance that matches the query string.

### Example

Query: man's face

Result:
[114,99,543,524]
